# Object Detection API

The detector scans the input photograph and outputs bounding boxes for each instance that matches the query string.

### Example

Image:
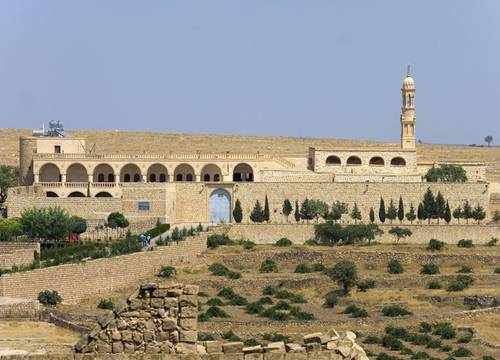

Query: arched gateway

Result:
[209,189,231,223]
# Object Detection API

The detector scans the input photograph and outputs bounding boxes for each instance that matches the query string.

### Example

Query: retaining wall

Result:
[0,242,40,269]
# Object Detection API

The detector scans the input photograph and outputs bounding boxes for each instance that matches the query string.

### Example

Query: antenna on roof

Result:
[407,64,411,76]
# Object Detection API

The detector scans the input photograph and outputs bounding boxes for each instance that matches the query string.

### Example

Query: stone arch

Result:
[120,164,142,183]
[326,155,341,165]
[209,188,231,223]
[147,164,168,183]
[201,164,222,182]
[391,157,406,166]
[346,156,362,166]
[93,163,115,183]
[68,191,86,197]
[233,163,254,182]
[66,163,88,182]
[39,163,61,182]
[95,191,113,198]
[174,164,195,182]
[46,191,59,197]
[369,156,385,166]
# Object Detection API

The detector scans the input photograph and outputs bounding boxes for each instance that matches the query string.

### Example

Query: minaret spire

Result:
[400,67,416,149]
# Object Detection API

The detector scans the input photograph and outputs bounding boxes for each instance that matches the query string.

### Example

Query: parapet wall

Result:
[0,242,40,269]
[221,224,500,244]
[0,233,207,304]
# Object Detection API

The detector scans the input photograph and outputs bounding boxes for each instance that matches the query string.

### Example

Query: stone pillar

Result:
[88,174,93,183]
[142,174,148,183]
[195,174,201,182]
[61,173,66,184]
[34,173,40,183]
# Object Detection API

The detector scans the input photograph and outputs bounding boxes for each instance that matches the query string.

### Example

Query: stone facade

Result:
[0,242,40,270]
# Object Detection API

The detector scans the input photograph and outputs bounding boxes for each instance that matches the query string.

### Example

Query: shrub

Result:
[205,306,230,318]
[260,258,278,273]
[447,275,474,292]
[198,333,215,341]
[222,330,241,341]
[257,296,273,305]
[218,287,236,299]
[294,263,312,273]
[381,305,412,317]
[457,265,472,273]
[241,240,256,250]
[363,335,381,344]
[97,298,114,310]
[357,279,376,292]
[304,239,318,246]
[323,293,338,308]
[427,280,442,289]
[376,353,399,360]
[275,238,292,247]
[411,351,430,359]
[207,234,234,249]
[381,336,404,351]
[244,339,260,347]
[146,223,170,238]
[451,347,472,357]
[343,304,368,318]
[421,263,440,275]
[457,239,473,248]
[412,334,432,346]
[107,212,129,229]
[419,322,432,333]
[227,294,248,306]
[440,344,452,352]
[482,356,495,360]
[385,326,409,338]
[433,322,456,339]
[427,239,445,251]
[198,313,210,322]
[209,263,230,276]
[312,263,326,272]
[290,293,307,303]
[457,333,472,343]
[273,300,291,310]
[263,333,291,343]
[487,238,498,247]
[426,338,442,349]
[291,308,315,320]
[262,285,275,296]
[387,259,404,274]
[206,298,224,307]
[159,265,176,278]
[245,302,264,314]
[37,290,62,305]
[494,267,500,274]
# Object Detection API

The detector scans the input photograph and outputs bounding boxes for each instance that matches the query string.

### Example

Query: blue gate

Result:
[210,188,231,223]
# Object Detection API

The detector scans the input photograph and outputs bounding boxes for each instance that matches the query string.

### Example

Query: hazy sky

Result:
[0,1,499,145]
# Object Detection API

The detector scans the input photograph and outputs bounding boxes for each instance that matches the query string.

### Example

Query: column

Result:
[142,174,148,183]
[34,173,40,183]
[195,174,201,182]
[61,173,66,184]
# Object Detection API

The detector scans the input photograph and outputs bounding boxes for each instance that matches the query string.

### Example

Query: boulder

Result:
[205,340,223,353]
[223,341,245,353]
[266,341,286,353]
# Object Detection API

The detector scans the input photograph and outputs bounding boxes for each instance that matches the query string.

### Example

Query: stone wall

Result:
[0,242,40,269]
[0,298,40,320]
[221,224,500,245]
[0,233,207,304]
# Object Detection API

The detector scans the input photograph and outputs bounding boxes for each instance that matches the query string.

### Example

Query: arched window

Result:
[66,163,88,182]
[133,174,141,182]
[369,156,385,166]
[159,174,166,182]
[346,156,362,166]
[149,174,156,182]
[124,174,131,182]
[98,173,105,182]
[120,164,141,183]
[391,157,406,166]
[174,164,195,182]
[176,174,183,181]
[46,191,59,197]
[233,163,254,182]
[39,163,61,182]
[147,164,168,183]
[186,174,193,182]
[95,192,113,198]
[203,174,211,182]
[93,164,114,183]
[214,174,220,182]
[68,191,85,197]
[326,156,341,165]
[108,174,115,182]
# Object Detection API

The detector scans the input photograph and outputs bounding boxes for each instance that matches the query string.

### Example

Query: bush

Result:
[273,300,291,310]
[146,223,170,238]
[427,239,445,251]
[244,339,260,347]
[291,308,315,321]
[259,258,278,273]
[440,344,452,352]
[159,265,176,278]
[197,313,210,322]
[198,333,215,341]
[457,333,472,343]
[495,267,500,274]
[385,326,409,338]
[97,298,114,310]
[324,293,338,308]
[381,305,412,317]
[294,263,312,273]
[363,335,381,344]
[207,234,234,249]
[447,275,474,292]
[427,280,442,289]
[482,356,495,360]
[218,287,236,299]
[387,259,404,274]
[262,333,291,343]
[245,302,264,314]
[419,322,432,333]
[304,239,318,246]
[376,353,399,360]
[37,290,62,305]
[227,294,248,306]
[433,322,456,339]
[487,237,498,247]
[275,238,292,247]
[457,265,473,273]
[206,298,224,307]
[343,304,368,318]
[222,330,241,341]
[412,334,432,346]
[411,351,430,359]
[257,296,273,305]
[421,263,440,275]
[457,239,473,248]
[241,240,256,250]
[262,285,275,296]
[426,338,442,349]
[209,263,231,276]
[381,335,404,351]
[107,212,129,229]
[312,263,326,272]
[451,347,472,357]
[357,279,376,292]
[205,306,230,318]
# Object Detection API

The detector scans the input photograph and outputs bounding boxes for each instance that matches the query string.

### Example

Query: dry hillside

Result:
[1,128,499,181]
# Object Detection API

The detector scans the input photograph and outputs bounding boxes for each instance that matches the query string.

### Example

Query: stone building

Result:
[7,70,492,226]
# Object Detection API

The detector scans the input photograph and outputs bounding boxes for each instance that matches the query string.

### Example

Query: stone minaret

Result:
[400,66,416,149]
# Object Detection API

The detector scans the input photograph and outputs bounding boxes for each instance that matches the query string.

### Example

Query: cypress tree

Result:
[387,199,398,224]
[405,203,416,224]
[453,206,463,224]
[435,192,446,224]
[250,200,264,223]
[350,203,362,224]
[282,199,292,223]
[462,200,473,224]
[422,188,436,224]
[417,203,424,223]
[379,197,386,223]
[369,207,375,224]
[233,199,243,223]
[398,196,404,223]
[294,200,300,223]
[300,198,315,222]
[263,195,270,222]
[444,201,451,224]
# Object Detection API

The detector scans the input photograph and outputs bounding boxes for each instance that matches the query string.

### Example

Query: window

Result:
[138,201,150,211]
[159,174,166,182]
[149,174,156,182]
[124,174,131,182]
[133,174,141,182]
[108,174,115,182]
[214,174,220,182]
[203,174,211,182]
[176,174,183,181]
[98,173,105,182]
[54,145,61,154]
[186,174,193,182]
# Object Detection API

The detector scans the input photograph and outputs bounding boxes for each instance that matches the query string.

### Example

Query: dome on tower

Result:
[402,75,415,89]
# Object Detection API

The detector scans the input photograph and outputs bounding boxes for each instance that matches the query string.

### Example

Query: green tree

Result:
[107,212,129,229]
[350,203,362,224]
[472,204,486,224]
[422,188,436,224]
[397,196,404,223]
[327,260,358,295]
[342,224,383,245]
[263,195,270,222]
[406,203,416,224]
[233,199,243,223]
[379,197,386,223]
[282,199,292,223]
[328,201,348,223]
[387,199,397,224]
[0,165,19,209]
[425,164,467,183]
[0,218,23,241]
[444,201,452,224]
[417,203,424,223]
[484,135,493,147]
[435,192,446,223]
[388,227,412,245]
[299,198,315,222]
[453,206,463,224]
[294,200,300,223]
[311,199,329,222]
[250,200,264,223]
[462,200,473,224]
[369,207,375,224]
[21,207,72,240]
[69,216,87,234]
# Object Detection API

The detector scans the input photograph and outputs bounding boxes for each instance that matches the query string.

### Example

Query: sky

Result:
[0,1,499,145]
